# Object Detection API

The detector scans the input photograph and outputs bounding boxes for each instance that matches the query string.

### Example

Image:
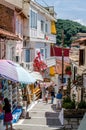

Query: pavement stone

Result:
[13,99,63,130]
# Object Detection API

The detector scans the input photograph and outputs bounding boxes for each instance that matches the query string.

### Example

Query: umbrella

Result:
[0,60,36,84]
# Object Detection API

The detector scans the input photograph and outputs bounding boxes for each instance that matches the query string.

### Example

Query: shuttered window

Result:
[41,20,44,32]
[25,49,30,62]
[30,10,37,29]
[79,49,85,66]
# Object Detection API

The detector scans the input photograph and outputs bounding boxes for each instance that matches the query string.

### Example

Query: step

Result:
[29,111,59,118]
[32,103,58,112]
[21,117,61,126]
[13,124,63,130]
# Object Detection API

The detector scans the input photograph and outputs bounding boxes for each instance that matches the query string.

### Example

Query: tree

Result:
[56,19,86,46]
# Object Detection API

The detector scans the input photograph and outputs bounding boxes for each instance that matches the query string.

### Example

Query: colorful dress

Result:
[3,104,12,124]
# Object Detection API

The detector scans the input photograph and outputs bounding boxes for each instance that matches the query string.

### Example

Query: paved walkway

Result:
[13,99,64,130]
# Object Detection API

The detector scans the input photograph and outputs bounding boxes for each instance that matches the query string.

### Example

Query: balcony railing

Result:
[46,56,56,67]
[20,56,56,71]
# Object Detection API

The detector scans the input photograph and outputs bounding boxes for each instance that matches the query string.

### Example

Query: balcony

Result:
[45,34,56,43]
[5,0,23,8]
[20,56,56,71]
[46,56,56,67]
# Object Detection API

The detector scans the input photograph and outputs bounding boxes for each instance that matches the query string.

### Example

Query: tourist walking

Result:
[45,88,49,103]
[51,89,55,104]
[3,98,13,130]
[56,89,62,109]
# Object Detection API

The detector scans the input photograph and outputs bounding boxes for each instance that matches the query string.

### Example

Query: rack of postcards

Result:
[2,80,17,111]
[0,79,18,112]
[0,78,23,123]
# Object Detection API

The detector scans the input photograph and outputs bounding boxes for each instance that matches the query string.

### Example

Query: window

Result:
[41,20,44,32]
[40,48,44,59]
[45,48,47,58]
[30,10,37,29]
[45,23,48,33]
[16,18,19,34]
[16,56,19,62]
[79,49,85,65]
[25,49,30,62]
[11,47,15,61]
[23,40,27,47]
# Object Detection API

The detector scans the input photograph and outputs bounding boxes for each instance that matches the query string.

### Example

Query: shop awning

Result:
[0,28,22,41]
[0,60,36,84]
[29,71,43,81]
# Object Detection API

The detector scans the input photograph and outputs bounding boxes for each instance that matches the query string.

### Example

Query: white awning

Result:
[29,71,43,81]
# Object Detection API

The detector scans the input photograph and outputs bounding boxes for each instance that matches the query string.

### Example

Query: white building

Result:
[22,0,57,71]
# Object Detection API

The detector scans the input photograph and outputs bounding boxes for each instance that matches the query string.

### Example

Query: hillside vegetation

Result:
[56,19,86,46]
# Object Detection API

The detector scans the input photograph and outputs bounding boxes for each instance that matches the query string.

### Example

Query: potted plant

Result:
[65,66,72,76]
[63,96,86,118]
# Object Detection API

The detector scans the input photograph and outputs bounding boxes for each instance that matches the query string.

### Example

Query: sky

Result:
[35,0,86,26]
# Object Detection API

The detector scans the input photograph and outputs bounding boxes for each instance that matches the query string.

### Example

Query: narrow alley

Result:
[13,99,64,130]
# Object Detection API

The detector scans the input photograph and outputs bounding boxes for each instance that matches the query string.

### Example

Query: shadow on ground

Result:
[51,104,57,112]
[45,111,61,127]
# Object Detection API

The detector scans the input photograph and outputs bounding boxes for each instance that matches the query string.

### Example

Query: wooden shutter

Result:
[79,49,85,66]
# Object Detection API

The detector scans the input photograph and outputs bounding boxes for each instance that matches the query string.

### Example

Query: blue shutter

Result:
[25,49,30,62]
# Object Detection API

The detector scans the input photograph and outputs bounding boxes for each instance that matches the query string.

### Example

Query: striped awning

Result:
[0,60,17,82]
[0,60,36,84]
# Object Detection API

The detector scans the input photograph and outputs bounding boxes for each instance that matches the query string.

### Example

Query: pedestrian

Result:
[51,89,55,104]
[45,88,49,103]
[56,89,62,110]
[3,98,13,130]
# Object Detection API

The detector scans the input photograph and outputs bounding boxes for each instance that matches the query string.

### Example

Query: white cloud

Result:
[73,19,86,26]
[35,0,86,26]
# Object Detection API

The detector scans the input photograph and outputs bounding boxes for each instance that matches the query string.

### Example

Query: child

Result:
[3,98,13,130]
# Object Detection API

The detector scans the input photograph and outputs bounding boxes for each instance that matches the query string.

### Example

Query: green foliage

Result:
[63,97,71,103]
[62,101,75,109]
[62,97,75,109]
[65,66,71,72]
[56,19,86,46]
[78,101,86,109]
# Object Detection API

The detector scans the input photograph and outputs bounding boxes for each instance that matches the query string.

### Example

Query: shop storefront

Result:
[0,60,36,129]
[0,78,23,123]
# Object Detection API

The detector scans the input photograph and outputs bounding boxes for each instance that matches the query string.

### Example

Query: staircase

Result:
[13,99,64,130]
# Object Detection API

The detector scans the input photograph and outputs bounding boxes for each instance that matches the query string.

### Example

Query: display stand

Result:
[12,86,23,123]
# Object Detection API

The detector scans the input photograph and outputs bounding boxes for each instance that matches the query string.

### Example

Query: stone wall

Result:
[64,118,82,130]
